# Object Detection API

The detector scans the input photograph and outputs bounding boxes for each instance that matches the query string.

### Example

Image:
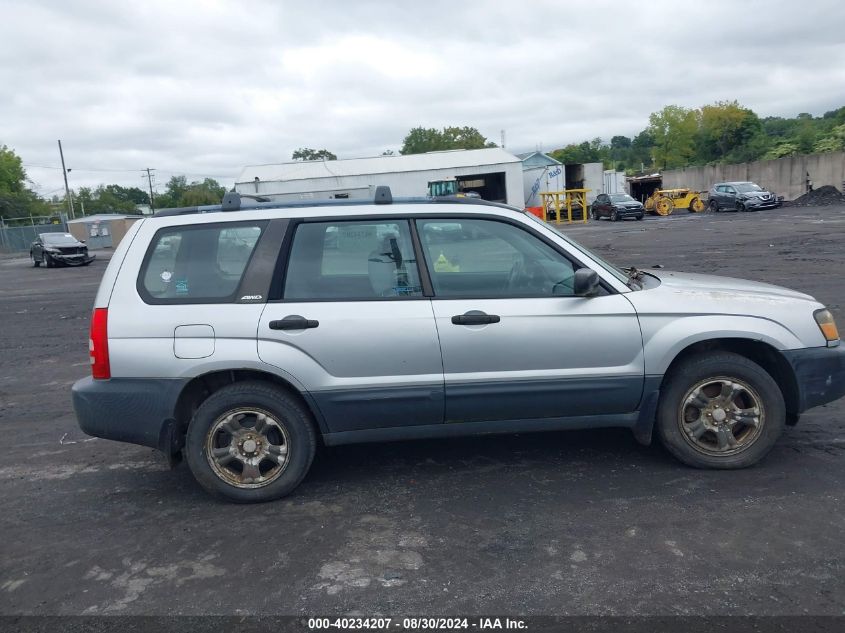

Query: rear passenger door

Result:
[257,218,444,434]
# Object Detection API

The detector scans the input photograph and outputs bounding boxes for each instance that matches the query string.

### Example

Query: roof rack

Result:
[153,186,516,218]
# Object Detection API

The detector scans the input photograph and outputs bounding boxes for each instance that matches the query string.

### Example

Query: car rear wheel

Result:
[591,208,599,221]
[185,381,317,503]
[656,351,785,469]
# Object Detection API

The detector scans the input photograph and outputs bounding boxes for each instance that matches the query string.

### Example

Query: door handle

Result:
[451,313,500,325]
[269,316,319,330]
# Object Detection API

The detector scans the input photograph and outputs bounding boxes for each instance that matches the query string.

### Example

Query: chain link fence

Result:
[0,217,69,253]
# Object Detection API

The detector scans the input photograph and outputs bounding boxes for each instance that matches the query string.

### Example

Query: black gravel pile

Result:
[787,185,845,207]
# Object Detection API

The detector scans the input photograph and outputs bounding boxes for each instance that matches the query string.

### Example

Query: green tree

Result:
[153,175,189,208]
[814,124,845,153]
[292,148,337,161]
[400,126,495,154]
[0,145,26,196]
[0,145,52,219]
[696,101,761,163]
[647,105,700,169]
[158,177,226,207]
[70,184,147,215]
[629,130,655,171]
[180,178,226,206]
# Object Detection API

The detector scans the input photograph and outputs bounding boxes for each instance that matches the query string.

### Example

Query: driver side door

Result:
[417,217,644,424]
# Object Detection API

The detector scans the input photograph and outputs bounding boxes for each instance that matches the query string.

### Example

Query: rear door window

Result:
[139,222,265,303]
[283,220,423,300]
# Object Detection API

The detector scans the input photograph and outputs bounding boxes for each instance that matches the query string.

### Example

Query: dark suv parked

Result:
[708,182,781,212]
[591,193,645,221]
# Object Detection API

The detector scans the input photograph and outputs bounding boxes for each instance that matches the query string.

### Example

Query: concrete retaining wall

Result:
[662,151,845,200]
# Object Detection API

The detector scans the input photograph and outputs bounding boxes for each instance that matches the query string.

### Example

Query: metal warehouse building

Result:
[235,148,525,207]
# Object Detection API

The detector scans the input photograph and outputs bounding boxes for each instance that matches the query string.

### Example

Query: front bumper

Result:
[743,199,780,210]
[72,376,188,453]
[617,207,644,218]
[51,252,95,265]
[783,345,845,413]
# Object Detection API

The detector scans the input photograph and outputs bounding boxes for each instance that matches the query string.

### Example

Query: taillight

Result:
[89,308,111,379]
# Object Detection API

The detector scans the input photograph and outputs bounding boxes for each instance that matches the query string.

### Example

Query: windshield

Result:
[521,212,630,285]
[609,193,635,203]
[735,183,763,193]
[41,233,79,245]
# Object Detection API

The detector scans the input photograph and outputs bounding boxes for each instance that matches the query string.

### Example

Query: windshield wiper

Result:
[623,266,644,289]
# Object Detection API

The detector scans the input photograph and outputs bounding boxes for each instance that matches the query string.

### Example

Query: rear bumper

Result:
[72,376,188,453]
[783,345,845,413]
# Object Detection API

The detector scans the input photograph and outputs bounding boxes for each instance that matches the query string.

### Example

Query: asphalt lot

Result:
[1,205,844,617]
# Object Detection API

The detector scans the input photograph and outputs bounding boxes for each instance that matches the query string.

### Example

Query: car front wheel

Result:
[44,253,53,268]
[185,381,317,503]
[656,351,785,469]
[708,200,719,213]
[610,209,619,222]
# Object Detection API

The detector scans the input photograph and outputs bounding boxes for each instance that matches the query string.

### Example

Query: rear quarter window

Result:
[138,222,266,304]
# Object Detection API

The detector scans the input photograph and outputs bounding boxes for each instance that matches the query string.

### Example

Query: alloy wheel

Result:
[205,408,291,488]
[677,376,765,456]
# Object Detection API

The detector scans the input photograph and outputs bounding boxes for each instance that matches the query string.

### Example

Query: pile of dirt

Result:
[787,185,845,207]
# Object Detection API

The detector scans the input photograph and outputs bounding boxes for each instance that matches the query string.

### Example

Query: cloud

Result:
[2,0,843,196]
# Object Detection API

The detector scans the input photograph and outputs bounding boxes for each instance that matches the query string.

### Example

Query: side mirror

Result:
[573,268,600,297]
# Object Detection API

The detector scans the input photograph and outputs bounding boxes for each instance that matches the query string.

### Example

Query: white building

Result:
[235,148,525,208]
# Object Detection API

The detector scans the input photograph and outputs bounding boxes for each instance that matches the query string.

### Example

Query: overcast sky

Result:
[2,0,844,197]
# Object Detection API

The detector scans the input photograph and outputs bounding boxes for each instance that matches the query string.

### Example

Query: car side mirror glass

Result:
[573,268,600,297]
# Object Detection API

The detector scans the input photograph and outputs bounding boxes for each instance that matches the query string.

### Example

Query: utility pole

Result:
[57,140,75,219]
[144,168,156,213]
[500,129,506,149]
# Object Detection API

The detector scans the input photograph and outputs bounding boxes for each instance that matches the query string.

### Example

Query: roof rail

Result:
[153,185,519,218]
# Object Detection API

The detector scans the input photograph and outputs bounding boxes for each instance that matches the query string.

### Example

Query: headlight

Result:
[814,309,840,344]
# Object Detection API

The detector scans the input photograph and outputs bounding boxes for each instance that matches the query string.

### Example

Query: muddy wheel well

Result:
[663,339,800,424]
[174,370,322,440]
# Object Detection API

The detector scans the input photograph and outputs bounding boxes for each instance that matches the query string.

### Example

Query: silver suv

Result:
[72,188,845,502]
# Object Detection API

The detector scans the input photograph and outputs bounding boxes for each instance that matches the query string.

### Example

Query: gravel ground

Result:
[1,205,844,617]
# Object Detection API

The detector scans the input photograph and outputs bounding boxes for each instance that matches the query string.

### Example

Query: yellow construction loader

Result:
[645,188,706,216]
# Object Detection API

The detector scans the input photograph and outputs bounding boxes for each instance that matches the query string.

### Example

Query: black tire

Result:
[737,202,746,212]
[610,209,619,222]
[591,208,599,221]
[708,200,719,213]
[185,381,317,503]
[656,351,785,469]
[44,253,53,268]
[636,214,644,221]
